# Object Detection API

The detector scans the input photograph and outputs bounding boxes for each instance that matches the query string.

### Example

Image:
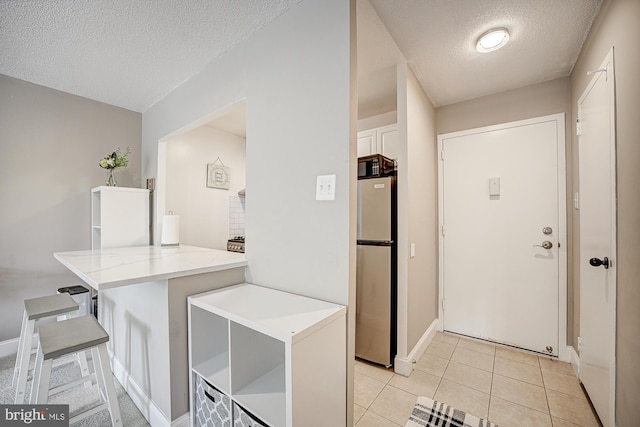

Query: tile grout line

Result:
[488,349,496,421]
[537,355,555,424]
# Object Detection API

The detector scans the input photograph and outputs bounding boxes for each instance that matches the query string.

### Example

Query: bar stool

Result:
[31,315,122,427]
[13,293,90,404]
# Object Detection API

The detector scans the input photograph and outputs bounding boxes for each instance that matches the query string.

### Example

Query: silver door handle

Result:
[533,241,553,249]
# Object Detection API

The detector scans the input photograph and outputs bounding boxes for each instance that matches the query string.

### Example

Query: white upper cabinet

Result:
[357,124,398,160]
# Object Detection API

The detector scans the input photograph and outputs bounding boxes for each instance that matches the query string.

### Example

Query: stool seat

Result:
[39,315,109,360]
[32,315,122,427]
[14,293,86,405]
[24,293,78,320]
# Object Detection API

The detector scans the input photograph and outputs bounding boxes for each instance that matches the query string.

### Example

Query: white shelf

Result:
[188,283,347,427]
[234,363,285,427]
[192,353,230,395]
[190,283,345,343]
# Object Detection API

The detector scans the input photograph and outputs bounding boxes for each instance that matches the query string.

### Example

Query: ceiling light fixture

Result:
[476,28,510,53]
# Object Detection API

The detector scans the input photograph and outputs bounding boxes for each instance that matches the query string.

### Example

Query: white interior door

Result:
[439,115,566,355]
[578,49,616,427]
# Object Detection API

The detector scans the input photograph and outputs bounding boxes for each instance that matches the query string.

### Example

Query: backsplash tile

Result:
[229,195,246,239]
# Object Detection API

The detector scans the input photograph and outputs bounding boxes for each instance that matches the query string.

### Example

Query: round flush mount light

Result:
[476,28,510,53]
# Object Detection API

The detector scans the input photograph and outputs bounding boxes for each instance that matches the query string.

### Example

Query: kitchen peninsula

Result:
[54,245,247,426]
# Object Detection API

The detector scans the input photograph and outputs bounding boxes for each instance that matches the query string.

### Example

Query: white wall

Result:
[357,110,397,132]
[141,0,356,423]
[0,75,141,342]
[165,125,246,250]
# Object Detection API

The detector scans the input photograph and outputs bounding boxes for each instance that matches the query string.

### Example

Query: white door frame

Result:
[577,47,616,427]
[437,113,568,362]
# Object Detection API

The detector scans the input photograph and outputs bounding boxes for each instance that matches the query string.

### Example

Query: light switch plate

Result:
[316,175,336,201]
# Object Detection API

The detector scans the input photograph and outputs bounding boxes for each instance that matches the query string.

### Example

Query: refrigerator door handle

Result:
[357,239,394,246]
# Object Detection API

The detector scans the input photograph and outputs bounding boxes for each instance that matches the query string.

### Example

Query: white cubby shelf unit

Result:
[188,283,347,427]
[91,186,149,249]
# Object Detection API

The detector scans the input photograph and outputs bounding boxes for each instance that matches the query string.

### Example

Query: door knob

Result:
[533,241,553,249]
[589,257,609,269]
[542,227,552,235]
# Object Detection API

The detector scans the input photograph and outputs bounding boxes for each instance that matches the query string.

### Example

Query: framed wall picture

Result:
[207,160,230,189]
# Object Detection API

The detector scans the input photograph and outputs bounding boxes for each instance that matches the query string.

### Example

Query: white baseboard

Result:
[109,353,175,427]
[0,337,20,358]
[394,318,439,377]
[567,345,580,377]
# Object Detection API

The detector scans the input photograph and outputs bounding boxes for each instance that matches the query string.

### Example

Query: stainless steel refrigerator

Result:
[356,174,397,367]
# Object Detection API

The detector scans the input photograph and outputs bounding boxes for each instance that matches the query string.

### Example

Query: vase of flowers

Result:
[99,147,130,186]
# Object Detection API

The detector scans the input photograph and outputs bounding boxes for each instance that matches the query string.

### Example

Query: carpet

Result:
[406,396,498,427]
[0,352,149,426]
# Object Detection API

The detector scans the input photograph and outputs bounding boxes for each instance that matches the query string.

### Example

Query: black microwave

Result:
[358,154,395,178]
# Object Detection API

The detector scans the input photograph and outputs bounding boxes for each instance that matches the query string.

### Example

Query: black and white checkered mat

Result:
[406,396,499,427]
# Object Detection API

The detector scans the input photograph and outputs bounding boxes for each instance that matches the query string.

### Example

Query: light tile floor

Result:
[354,333,601,427]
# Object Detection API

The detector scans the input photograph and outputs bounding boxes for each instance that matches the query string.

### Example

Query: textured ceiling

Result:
[367,0,603,107]
[0,0,602,114]
[0,0,302,112]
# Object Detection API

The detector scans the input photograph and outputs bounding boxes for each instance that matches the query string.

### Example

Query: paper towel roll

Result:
[161,214,180,246]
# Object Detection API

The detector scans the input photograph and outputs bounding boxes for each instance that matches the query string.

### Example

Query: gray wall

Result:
[569,0,640,424]
[0,75,141,342]
[396,65,438,355]
[142,0,356,422]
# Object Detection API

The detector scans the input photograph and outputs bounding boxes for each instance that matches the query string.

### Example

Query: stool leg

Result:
[92,347,106,402]
[96,344,122,427]
[31,344,52,404]
[14,314,34,404]
[77,350,91,388]
[12,311,28,386]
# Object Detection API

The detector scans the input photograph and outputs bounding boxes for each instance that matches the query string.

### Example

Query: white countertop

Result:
[54,245,247,290]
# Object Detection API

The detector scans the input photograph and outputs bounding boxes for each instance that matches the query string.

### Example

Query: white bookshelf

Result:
[188,283,347,427]
[91,186,149,249]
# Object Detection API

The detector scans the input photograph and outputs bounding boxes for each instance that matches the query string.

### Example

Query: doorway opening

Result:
[156,100,247,251]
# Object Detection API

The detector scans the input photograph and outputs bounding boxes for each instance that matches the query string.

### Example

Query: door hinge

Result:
[576,119,582,136]
[442,299,445,311]
[441,225,445,236]
[440,150,445,161]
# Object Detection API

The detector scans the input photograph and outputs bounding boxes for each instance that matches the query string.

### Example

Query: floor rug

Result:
[406,396,498,427]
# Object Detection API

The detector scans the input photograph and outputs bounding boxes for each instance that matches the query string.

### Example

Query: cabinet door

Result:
[379,126,399,161]
[357,131,376,157]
